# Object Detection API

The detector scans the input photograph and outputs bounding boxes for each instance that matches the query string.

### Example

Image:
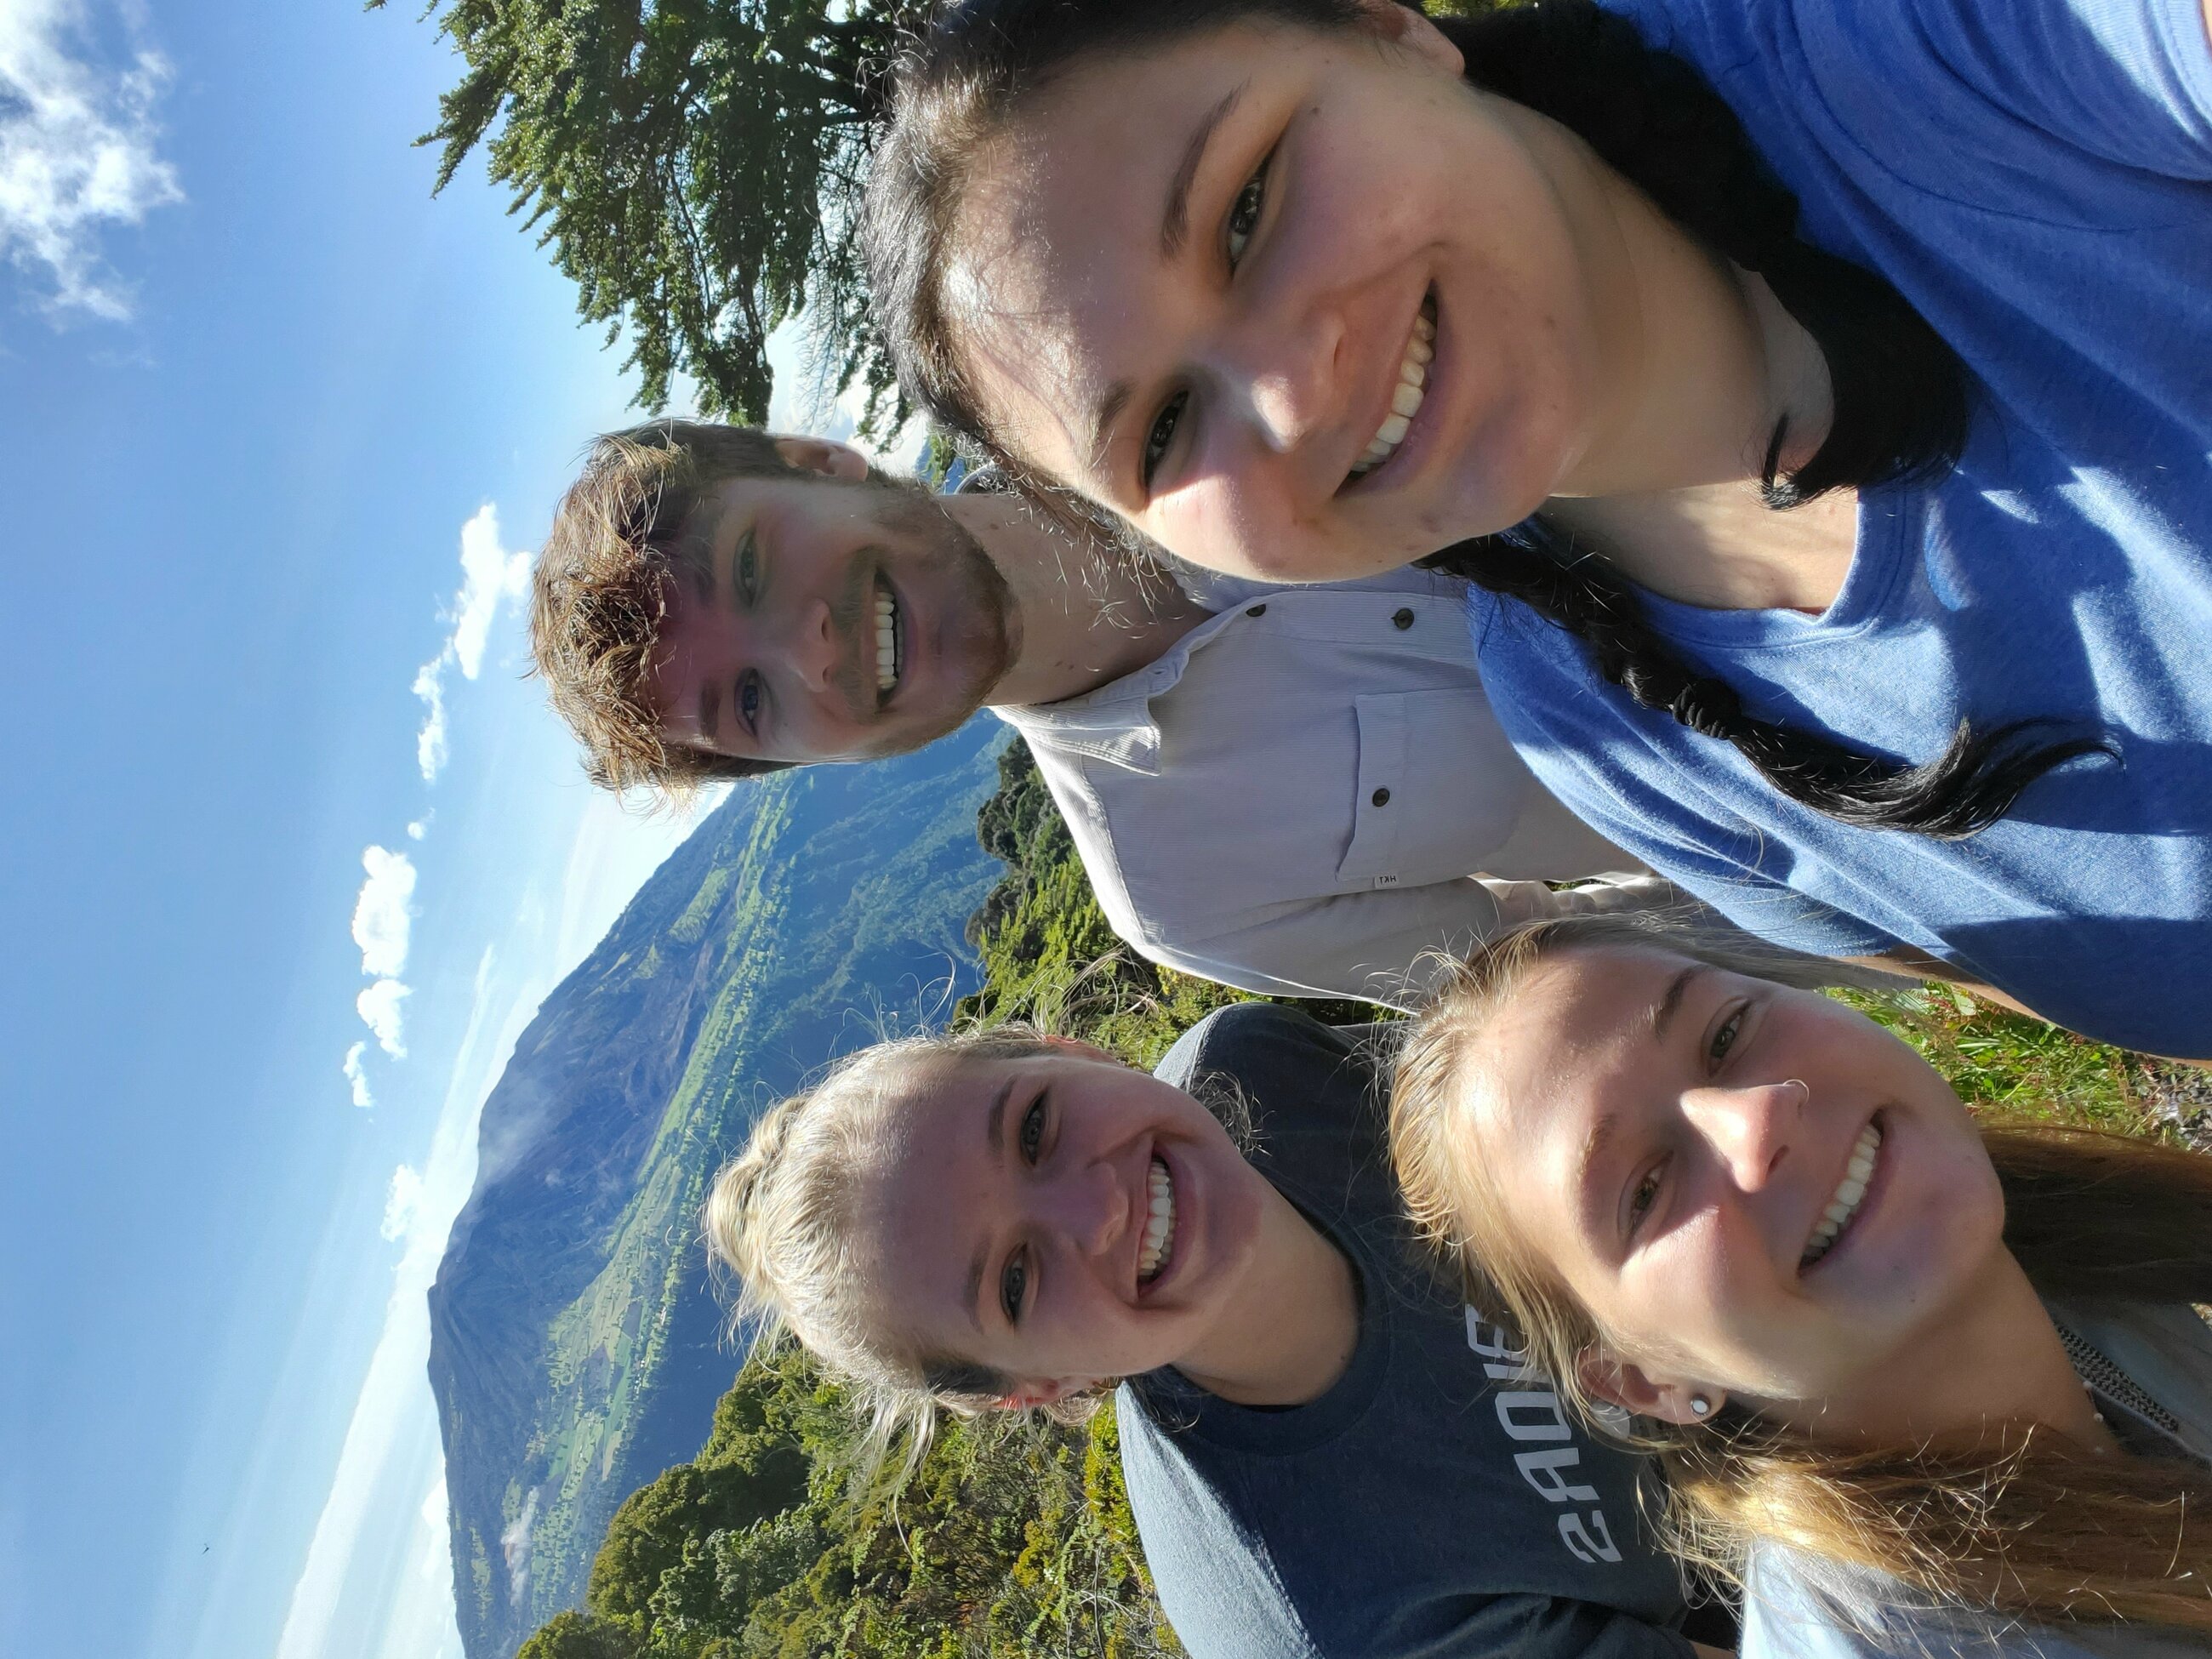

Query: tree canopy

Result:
[517,1343,1178,1659]
[373,0,936,425]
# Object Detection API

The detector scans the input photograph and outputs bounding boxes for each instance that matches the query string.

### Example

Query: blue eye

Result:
[1019,1095,1047,1165]
[1142,391,1188,489]
[737,534,758,602]
[1226,157,1268,267]
[1001,1250,1029,1324]
[737,671,762,733]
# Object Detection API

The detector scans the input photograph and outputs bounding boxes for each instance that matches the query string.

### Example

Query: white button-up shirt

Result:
[995,565,1668,1008]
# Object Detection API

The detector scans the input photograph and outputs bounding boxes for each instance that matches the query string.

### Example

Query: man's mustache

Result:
[825,549,880,721]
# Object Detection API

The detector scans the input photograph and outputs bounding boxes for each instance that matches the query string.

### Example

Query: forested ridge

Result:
[512,738,2200,1659]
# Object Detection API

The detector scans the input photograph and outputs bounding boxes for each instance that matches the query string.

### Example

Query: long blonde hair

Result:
[1390,914,2212,1635]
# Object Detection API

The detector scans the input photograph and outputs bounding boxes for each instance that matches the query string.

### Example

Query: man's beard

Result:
[835,482,1017,761]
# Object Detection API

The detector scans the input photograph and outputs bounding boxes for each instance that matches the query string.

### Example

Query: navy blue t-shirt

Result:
[1117,1005,1690,1659]
[1468,0,2212,1056]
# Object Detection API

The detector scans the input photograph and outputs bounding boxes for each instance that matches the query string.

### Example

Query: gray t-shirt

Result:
[1117,1005,1693,1659]
[1744,1300,2212,1659]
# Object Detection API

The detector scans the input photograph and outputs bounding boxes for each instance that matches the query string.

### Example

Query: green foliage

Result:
[1841,984,2198,1142]
[517,1610,646,1659]
[373,0,935,425]
[959,739,1380,1064]
[532,1345,1175,1659]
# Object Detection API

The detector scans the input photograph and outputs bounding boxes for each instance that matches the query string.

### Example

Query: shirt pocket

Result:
[1335,690,1531,888]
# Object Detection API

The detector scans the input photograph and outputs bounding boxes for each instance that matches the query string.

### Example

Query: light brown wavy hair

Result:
[1390,913,2212,1638]
[529,420,811,797]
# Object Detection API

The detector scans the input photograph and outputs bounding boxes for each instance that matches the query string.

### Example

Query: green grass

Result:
[1843,985,2203,1140]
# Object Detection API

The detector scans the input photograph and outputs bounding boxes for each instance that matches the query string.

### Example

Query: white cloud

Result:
[379,1165,424,1244]
[342,1041,373,1109]
[412,658,448,783]
[356,978,410,1060]
[351,846,416,979]
[409,505,527,784]
[0,0,183,320]
[451,505,527,681]
[499,1487,540,1607]
[407,816,431,842]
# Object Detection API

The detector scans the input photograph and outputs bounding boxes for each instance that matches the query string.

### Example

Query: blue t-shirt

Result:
[1468,0,2212,1056]
[1118,1005,1693,1659]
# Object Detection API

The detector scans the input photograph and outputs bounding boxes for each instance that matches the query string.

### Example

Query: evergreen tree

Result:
[370,0,934,424]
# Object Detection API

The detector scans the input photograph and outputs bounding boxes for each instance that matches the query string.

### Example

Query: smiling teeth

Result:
[1137,1156,1176,1283]
[1350,298,1434,479]
[1801,1122,1881,1268]
[875,590,898,693]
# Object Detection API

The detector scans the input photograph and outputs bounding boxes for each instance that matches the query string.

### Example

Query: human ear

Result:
[1352,0,1466,77]
[771,435,871,482]
[1576,1348,1726,1426]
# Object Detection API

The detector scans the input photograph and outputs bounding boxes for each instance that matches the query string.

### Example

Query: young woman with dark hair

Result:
[1388,910,2212,1657]
[862,0,2212,1058]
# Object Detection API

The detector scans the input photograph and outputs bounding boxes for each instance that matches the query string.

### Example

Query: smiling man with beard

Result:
[527,419,1700,1007]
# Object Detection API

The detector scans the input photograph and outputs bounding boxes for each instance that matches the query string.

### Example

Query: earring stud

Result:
[1690,1394,1713,1417]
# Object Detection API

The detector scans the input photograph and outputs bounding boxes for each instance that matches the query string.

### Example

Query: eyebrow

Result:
[1651,965,1705,1042]
[1083,83,1250,489]
[962,1075,1018,1335]
[1162,83,1246,259]
[1576,1108,1621,1231]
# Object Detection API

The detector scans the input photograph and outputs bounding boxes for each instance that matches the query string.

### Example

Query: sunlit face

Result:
[646,470,1014,765]
[858,1047,1271,1397]
[944,7,1621,582]
[1462,949,2006,1408]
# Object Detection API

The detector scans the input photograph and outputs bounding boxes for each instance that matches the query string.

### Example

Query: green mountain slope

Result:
[430,720,1009,1659]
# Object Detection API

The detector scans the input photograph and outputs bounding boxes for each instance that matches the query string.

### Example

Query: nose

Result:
[1228,303,1346,456]
[1036,1159,1129,1263]
[767,595,840,695]
[1682,1080,1806,1194]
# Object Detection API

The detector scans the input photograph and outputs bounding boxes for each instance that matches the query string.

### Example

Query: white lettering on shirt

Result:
[1464,1305,1625,1568]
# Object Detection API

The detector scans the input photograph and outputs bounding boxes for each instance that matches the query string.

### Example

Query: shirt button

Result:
[1392,607,1415,630]
[1371,787,1392,807]
[1246,603,1268,618]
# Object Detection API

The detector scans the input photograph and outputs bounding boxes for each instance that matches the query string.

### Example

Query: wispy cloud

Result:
[413,505,527,783]
[343,1041,373,1109]
[356,978,410,1060]
[379,1165,424,1244]
[411,661,448,784]
[351,847,416,979]
[350,847,416,1060]
[453,505,529,680]
[0,0,183,320]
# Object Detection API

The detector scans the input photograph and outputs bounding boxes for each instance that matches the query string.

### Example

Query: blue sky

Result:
[0,4,869,1656]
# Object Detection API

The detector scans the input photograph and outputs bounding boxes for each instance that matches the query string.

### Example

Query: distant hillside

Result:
[430,720,1008,1659]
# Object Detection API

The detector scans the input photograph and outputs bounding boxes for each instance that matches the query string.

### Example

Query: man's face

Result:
[647,470,1017,765]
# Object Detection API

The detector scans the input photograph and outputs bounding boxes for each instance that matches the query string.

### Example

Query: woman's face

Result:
[859,1045,1270,1398]
[944,5,1627,582]
[1462,949,2008,1411]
